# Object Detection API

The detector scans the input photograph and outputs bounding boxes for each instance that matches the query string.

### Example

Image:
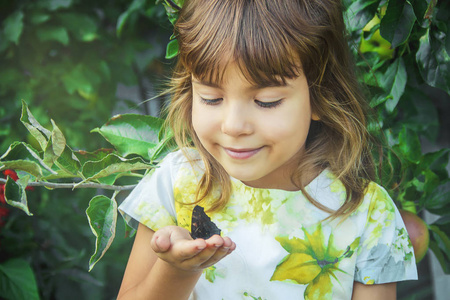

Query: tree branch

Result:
[0,178,137,191]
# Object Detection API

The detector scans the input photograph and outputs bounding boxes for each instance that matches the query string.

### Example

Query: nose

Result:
[221,102,253,137]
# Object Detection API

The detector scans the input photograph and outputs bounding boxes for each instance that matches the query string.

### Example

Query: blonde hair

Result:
[164,0,375,219]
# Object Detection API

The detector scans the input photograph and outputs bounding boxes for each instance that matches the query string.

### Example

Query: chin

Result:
[226,169,257,181]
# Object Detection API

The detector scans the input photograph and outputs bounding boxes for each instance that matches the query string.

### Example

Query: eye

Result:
[200,97,222,106]
[254,99,283,109]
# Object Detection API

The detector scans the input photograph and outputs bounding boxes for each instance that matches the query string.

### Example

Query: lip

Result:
[223,147,263,159]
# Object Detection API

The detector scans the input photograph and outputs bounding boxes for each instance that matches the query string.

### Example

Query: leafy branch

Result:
[0,178,137,191]
[0,101,174,270]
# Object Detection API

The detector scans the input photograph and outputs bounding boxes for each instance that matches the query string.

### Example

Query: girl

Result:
[117,0,418,299]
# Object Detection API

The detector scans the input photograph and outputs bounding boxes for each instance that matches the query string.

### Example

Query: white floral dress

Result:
[119,149,418,300]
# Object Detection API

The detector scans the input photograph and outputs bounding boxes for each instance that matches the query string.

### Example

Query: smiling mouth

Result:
[223,147,263,159]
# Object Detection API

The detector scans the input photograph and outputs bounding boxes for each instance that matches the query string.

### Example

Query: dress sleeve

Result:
[118,152,179,231]
[354,183,418,285]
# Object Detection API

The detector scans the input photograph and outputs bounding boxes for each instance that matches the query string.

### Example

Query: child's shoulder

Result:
[350,180,398,221]
[363,181,395,208]
[311,170,394,213]
[155,148,204,182]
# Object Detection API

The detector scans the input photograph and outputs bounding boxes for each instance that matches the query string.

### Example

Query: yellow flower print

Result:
[271,223,360,300]
[361,183,396,250]
[326,172,346,203]
[234,183,278,226]
[231,180,293,229]
[134,202,176,230]
[173,166,221,231]
[363,276,375,285]
[173,166,200,205]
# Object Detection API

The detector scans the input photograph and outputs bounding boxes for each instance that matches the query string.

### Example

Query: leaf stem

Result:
[0,178,136,191]
[165,0,181,11]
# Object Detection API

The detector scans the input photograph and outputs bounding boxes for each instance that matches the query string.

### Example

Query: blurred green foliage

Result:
[0,0,171,152]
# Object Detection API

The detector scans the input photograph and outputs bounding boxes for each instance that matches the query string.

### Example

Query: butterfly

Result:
[190,205,221,240]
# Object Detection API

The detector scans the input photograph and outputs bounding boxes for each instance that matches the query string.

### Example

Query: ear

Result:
[311,112,320,121]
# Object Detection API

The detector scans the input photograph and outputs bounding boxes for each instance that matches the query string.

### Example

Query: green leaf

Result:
[423,169,440,193]
[30,12,51,25]
[43,120,66,168]
[4,176,32,216]
[416,29,450,95]
[61,64,100,95]
[419,149,450,180]
[345,0,380,32]
[20,100,51,151]
[380,1,416,48]
[1,142,56,178]
[425,180,450,215]
[379,58,407,112]
[117,0,146,37]
[396,127,422,163]
[86,195,118,271]
[162,0,184,25]
[165,39,179,59]
[429,240,450,274]
[81,154,153,185]
[429,224,450,261]
[433,215,450,236]
[0,259,40,300]
[149,128,175,162]
[123,219,136,238]
[3,10,24,45]
[91,114,164,159]
[399,85,439,142]
[164,0,184,10]
[409,0,429,21]
[0,160,41,180]
[74,149,114,166]
[57,13,98,42]
[36,26,70,45]
[40,0,73,11]
[54,146,82,176]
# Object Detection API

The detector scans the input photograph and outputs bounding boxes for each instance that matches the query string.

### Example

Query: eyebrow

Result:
[192,79,290,90]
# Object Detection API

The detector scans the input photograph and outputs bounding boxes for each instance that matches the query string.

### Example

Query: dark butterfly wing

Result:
[190,205,221,239]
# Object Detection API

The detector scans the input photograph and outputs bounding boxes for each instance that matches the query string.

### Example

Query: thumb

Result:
[151,230,172,253]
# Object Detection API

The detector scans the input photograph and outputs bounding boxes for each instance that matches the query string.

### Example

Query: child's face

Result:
[191,62,318,190]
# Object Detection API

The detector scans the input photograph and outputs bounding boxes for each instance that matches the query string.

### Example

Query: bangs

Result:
[176,0,303,86]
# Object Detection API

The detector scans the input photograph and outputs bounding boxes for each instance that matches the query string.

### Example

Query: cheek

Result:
[191,103,202,137]
[262,106,312,140]
[192,102,213,141]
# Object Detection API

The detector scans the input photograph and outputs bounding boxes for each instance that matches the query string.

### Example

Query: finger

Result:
[189,236,228,265]
[152,225,196,254]
[151,231,171,253]
[170,238,207,260]
[206,235,236,254]
[204,234,225,248]
[222,236,234,249]
[198,245,230,269]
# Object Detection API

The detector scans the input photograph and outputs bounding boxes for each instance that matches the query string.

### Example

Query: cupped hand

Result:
[150,225,236,273]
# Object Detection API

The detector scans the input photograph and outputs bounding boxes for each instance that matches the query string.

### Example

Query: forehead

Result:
[177,1,304,88]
